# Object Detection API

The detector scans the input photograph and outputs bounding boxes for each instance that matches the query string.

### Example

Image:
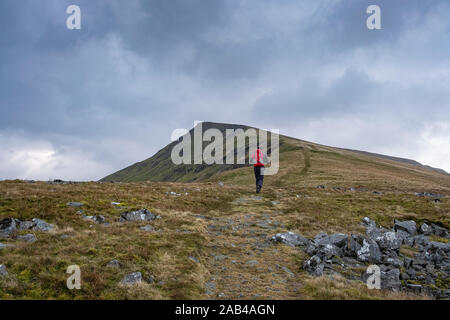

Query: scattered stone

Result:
[121,272,142,285]
[107,260,121,268]
[0,265,8,277]
[394,220,417,236]
[140,225,154,232]
[205,281,216,295]
[67,202,83,207]
[188,256,199,264]
[17,234,37,242]
[316,185,327,189]
[218,182,224,187]
[270,232,309,247]
[214,255,227,261]
[120,209,159,222]
[0,218,17,239]
[246,260,259,266]
[415,192,442,198]
[280,266,294,277]
[83,215,106,224]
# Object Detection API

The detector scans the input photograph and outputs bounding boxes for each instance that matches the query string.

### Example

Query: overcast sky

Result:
[1,0,449,180]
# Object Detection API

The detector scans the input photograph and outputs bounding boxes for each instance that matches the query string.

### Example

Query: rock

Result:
[16,219,34,231]
[303,255,324,276]
[218,182,224,187]
[140,225,154,232]
[0,265,8,277]
[247,260,259,266]
[394,220,417,236]
[188,256,199,264]
[357,239,382,263]
[381,269,401,291]
[107,260,121,268]
[427,241,450,252]
[413,234,430,247]
[67,202,83,207]
[374,231,403,250]
[395,230,414,246]
[316,233,348,248]
[205,281,216,295]
[419,223,433,235]
[83,215,106,224]
[316,185,327,189]
[406,283,422,293]
[17,234,37,242]
[120,209,158,222]
[271,232,309,247]
[383,256,404,268]
[278,265,294,277]
[31,218,55,232]
[121,272,142,285]
[431,224,449,238]
[214,255,227,261]
[316,244,342,259]
[0,218,16,238]
[345,234,364,257]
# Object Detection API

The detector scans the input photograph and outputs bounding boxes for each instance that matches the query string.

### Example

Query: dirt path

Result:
[202,196,304,299]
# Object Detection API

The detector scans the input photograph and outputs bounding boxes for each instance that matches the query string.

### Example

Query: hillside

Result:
[1,122,449,300]
[102,122,449,190]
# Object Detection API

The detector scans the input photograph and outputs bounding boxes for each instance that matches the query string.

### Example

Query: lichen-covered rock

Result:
[119,209,158,222]
[419,223,433,235]
[356,239,382,263]
[31,218,55,232]
[0,218,16,238]
[270,232,308,247]
[374,231,403,250]
[121,272,142,284]
[303,255,324,276]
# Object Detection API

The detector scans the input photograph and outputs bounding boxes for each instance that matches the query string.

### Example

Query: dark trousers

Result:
[254,166,264,190]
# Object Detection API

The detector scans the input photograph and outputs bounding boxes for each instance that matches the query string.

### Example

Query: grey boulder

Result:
[31,218,55,232]
[303,255,324,276]
[120,209,158,222]
[374,231,403,250]
[0,218,16,238]
[356,239,382,263]
[0,264,8,277]
[394,220,417,236]
[121,272,142,285]
[17,234,37,242]
[271,232,309,247]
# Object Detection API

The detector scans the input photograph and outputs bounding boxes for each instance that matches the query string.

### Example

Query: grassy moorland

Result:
[0,131,449,300]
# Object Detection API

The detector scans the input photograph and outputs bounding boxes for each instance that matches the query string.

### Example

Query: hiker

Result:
[251,147,267,193]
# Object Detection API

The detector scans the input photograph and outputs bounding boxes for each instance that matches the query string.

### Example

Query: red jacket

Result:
[252,149,265,167]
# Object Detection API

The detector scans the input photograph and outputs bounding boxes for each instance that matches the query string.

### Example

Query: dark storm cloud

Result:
[0,0,449,179]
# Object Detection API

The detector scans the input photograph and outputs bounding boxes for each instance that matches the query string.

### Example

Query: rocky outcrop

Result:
[272,217,450,299]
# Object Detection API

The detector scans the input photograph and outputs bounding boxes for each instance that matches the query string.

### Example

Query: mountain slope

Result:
[101,122,449,191]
